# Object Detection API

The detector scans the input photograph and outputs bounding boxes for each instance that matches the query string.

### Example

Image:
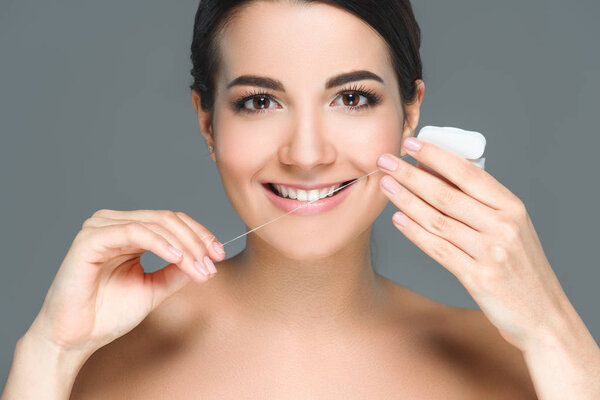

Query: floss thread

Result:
[206,153,413,248]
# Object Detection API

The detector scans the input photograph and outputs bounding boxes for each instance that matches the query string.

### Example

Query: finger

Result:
[80,222,183,269]
[83,220,213,283]
[399,138,519,210]
[378,153,496,232]
[379,175,486,260]
[174,211,225,261]
[86,220,206,309]
[139,221,217,281]
[146,263,192,310]
[147,213,219,275]
[94,210,220,275]
[390,211,476,282]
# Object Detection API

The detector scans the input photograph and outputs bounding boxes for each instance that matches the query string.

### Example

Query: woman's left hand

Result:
[377,136,573,352]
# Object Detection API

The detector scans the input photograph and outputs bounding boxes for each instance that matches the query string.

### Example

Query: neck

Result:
[229,227,388,328]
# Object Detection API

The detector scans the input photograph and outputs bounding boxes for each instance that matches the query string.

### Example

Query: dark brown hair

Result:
[189,0,423,119]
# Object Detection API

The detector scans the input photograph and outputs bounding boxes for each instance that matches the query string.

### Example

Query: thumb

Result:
[147,263,191,309]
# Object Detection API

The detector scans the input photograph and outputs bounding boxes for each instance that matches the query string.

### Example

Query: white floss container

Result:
[416,126,487,170]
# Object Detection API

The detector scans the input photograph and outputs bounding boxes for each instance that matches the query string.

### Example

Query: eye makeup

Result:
[229,82,383,115]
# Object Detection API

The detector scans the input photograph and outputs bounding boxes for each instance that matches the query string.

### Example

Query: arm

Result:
[375,139,600,399]
[1,328,93,400]
[522,302,600,400]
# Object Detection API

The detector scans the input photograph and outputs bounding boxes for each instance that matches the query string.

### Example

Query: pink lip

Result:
[262,181,356,215]
[261,180,352,190]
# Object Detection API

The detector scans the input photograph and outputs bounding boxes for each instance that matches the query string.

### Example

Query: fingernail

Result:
[204,256,217,274]
[393,212,409,227]
[381,176,401,194]
[194,260,210,276]
[377,154,398,171]
[168,245,183,258]
[212,241,225,255]
[403,137,422,151]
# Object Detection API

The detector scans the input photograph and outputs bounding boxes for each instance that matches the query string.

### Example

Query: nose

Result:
[279,103,336,171]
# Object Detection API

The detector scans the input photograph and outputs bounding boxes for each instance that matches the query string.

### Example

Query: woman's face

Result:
[194,1,422,260]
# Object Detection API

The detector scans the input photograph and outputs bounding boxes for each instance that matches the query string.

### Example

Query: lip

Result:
[262,180,357,215]
[260,180,353,190]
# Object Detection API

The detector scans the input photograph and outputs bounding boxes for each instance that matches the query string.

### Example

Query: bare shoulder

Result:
[70,280,213,399]
[382,279,537,399]
[441,307,538,398]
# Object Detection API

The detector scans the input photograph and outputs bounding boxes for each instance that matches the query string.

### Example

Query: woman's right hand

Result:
[27,209,225,356]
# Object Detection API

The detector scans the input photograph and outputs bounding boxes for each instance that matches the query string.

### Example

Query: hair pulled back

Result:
[189,0,423,118]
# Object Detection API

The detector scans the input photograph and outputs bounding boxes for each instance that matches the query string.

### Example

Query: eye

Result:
[332,92,370,109]
[331,84,382,112]
[230,84,382,115]
[231,92,281,114]
[242,95,279,111]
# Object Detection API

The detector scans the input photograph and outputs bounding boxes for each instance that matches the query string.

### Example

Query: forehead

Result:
[216,1,394,89]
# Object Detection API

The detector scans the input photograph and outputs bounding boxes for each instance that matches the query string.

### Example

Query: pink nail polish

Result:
[194,260,210,276]
[377,154,398,171]
[212,241,224,255]
[393,212,408,227]
[381,176,401,194]
[168,245,183,258]
[204,256,217,274]
[403,137,422,151]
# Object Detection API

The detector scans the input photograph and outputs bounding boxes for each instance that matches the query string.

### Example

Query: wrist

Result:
[20,326,95,379]
[3,329,93,400]
[521,302,600,400]
[544,300,595,352]
[524,300,600,378]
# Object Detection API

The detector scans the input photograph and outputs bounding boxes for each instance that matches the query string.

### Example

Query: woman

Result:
[3,0,599,398]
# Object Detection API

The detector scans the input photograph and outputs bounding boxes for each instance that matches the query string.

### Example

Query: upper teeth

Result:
[273,183,343,201]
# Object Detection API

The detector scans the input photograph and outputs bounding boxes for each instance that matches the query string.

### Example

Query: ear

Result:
[400,79,425,157]
[190,89,217,162]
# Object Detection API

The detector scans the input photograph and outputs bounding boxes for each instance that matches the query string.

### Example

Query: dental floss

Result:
[211,154,413,248]
[418,126,487,170]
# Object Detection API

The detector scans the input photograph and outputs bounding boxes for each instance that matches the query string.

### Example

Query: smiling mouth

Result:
[265,180,355,200]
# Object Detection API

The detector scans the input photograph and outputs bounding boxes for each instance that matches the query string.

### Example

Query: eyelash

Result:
[230,83,383,115]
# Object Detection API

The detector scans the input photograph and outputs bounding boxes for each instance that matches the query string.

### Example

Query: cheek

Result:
[368,109,405,154]
[213,115,271,176]
[328,111,403,170]
[212,120,277,221]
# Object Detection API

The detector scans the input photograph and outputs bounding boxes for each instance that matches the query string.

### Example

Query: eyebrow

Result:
[225,70,384,92]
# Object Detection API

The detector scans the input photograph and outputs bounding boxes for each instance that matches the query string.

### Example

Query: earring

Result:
[208,145,214,153]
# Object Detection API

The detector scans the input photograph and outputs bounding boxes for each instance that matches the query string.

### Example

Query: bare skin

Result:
[69,2,538,398]
[3,2,541,399]
[70,255,537,399]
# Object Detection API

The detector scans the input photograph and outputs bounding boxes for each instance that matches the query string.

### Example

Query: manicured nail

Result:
[212,241,225,255]
[204,256,217,274]
[194,260,210,276]
[393,212,409,227]
[382,176,402,194]
[403,137,422,151]
[377,154,398,171]
[168,245,183,258]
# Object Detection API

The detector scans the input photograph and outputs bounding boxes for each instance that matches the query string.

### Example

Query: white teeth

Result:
[272,183,343,200]
[288,187,297,199]
[307,189,320,201]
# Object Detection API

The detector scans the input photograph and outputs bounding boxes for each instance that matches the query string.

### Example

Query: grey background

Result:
[1,0,599,388]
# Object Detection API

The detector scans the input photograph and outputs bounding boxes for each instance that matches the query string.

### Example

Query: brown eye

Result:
[232,92,282,114]
[252,96,270,109]
[332,92,370,109]
[342,93,360,107]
